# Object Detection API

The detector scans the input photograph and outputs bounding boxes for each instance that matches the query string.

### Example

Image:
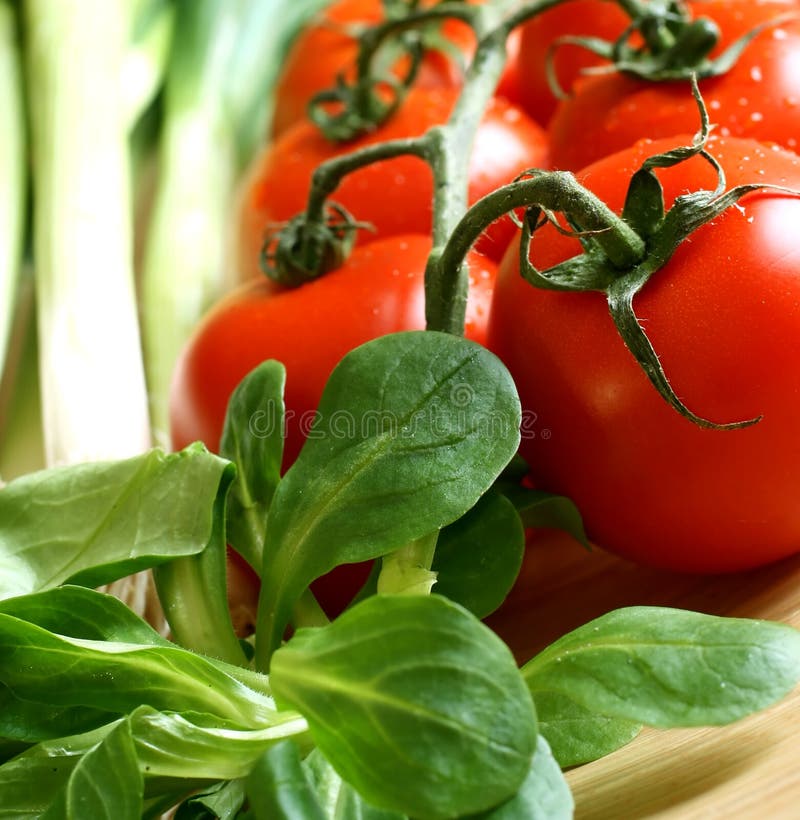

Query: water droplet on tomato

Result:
[750,112,764,123]
[750,66,763,82]
[737,97,749,107]
[773,28,788,40]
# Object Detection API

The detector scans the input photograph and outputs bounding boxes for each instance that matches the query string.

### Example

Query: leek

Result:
[0,0,24,386]
[0,278,44,481]
[140,0,240,447]
[123,0,175,130]
[141,0,330,446]
[25,0,151,465]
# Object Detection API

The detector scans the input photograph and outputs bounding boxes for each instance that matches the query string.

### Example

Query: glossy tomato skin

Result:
[171,234,496,469]
[488,135,800,573]
[237,86,548,279]
[548,0,800,170]
[511,0,631,126]
[272,0,478,136]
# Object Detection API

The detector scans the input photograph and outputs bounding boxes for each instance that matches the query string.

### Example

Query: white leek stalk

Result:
[0,0,24,385]
[25,0,151,465]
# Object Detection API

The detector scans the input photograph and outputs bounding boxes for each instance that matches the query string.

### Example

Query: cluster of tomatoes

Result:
[170,0,800,599]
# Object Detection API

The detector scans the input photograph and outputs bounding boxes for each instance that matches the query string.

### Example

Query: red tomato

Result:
[487,134,800,573]
[172,234,496,469]
[173,234,496,617]
[548,0,800,170]
[511,0,631,126]
[272,0,478,136]
[236,86,548,278]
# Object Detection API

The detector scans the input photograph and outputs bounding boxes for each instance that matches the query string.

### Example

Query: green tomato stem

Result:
[438,171,646,288]
[354,2,482,89]
[304,137,432,229]
[422,0,594,335]
[423,25,512,335]
[503,0,680,53]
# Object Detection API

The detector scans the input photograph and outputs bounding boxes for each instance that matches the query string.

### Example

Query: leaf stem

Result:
[292,588,331,629]
[378,531,440,596]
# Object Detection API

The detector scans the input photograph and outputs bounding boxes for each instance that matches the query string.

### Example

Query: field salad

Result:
[2,1,800,818]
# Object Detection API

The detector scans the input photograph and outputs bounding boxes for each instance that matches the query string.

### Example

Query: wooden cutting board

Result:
[488,532,800,819]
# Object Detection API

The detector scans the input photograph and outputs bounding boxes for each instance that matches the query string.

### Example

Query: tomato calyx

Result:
[261,202,370,286]
[444,80,800,430]
[543,1,798,93]
[309,1,480,141]
[260,133,432,286]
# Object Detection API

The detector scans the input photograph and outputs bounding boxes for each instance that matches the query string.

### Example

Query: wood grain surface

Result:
[488,532,800,819]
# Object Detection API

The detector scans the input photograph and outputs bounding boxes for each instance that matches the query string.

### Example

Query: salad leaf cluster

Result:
[1,331,799,818]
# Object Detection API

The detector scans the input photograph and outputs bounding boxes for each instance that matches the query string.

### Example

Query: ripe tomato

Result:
[548,0,800,170]
[236,86,548,279]
[510,0,631,126]
[272,0,477,136]
[172,234,496,469]
[172,234,496,618]
[487,134,800,573]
